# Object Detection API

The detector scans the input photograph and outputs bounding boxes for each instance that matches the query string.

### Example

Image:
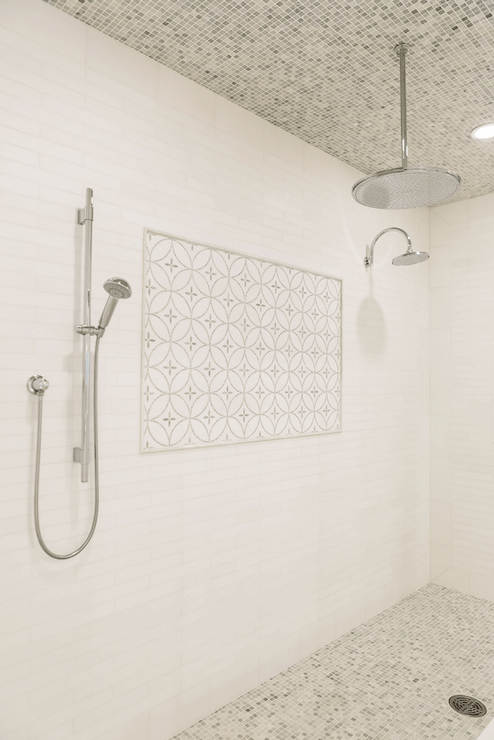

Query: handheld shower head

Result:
[103,277,132,300]
[98,277,132,331]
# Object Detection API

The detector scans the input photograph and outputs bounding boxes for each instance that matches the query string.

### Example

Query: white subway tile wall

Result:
[430,194,494,601]
[1,0,429,738]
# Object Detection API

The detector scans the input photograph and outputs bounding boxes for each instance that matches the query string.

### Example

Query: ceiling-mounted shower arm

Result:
[364,227,412,268]
[352,41,461,209]
[395,42,409,170]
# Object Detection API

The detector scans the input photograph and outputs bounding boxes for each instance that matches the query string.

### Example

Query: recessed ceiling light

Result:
[471,123,494,140]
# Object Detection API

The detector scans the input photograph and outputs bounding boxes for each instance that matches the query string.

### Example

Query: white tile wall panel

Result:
[430,194,494,597]
[0,1,429,738]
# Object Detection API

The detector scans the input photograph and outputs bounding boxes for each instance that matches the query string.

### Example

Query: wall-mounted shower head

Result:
[392,249,429,266]
[364,227,429,268]
[98,277,132,330]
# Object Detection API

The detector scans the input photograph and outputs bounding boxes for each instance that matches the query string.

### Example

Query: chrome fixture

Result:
[364,227,429,269]
[448,696,487,717]
[28,365,99,560]
[27,375,50,394]
[28,188,132,559]
[352,43,461,209]
[78,187,94,483]
[99,277,132,331]
[76,278,132,337]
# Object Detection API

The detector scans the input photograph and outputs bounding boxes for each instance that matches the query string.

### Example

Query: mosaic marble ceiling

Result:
[44,0,494,202]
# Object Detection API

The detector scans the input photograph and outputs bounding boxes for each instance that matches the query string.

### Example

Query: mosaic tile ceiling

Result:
[44,0,494,202]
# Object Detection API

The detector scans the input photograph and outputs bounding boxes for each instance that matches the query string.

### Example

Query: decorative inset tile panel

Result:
[141,231,341,451]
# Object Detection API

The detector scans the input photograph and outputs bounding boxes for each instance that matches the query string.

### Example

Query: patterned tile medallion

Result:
[171,584,494,740]
[141,231,341,451]
[44,0,494,201]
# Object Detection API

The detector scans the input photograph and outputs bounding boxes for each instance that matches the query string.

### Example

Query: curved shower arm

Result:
[364,227,412,268]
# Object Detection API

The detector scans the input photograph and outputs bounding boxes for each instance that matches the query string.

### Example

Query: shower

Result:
[27,189,132,560]
[98,277,133,332]
[352,43,461,209]
[363,227,429,268]
[77,276,133,336]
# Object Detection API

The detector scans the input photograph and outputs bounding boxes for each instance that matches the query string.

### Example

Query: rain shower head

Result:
[98,277,132,330]
[364,227,429,269]
[352,43,461,209]
[353,166,461,210]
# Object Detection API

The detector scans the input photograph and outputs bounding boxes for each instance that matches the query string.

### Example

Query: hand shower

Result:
[98,277,132,332]
[27,187,133,559]
[76,277,133,337]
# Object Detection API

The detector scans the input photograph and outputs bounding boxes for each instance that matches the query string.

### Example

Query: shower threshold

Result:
[171,584,494,740]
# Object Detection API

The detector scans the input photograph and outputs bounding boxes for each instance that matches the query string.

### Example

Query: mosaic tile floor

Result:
[172,584,494,740]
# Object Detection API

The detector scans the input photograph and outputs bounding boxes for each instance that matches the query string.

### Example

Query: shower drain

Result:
[449,695,487,717]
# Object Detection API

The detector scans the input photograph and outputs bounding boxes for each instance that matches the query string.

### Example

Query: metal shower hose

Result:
[33,336,101,559]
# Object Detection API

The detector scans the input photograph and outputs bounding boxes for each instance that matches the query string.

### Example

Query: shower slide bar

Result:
[75,187,94,483]
[27,188,132,559]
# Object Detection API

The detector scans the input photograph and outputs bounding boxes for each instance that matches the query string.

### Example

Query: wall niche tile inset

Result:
[141,231,341,451]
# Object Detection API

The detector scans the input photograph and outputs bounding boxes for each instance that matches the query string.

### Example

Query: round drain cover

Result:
[449,695,487,717]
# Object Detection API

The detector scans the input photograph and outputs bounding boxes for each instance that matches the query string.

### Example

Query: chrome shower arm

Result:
[76,187,94,483]
[364,227,412,268]
[352,42,460,208]
[396,42,409,170]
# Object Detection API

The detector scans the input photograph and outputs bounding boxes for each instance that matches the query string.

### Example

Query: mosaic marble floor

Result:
[172,584,494,740]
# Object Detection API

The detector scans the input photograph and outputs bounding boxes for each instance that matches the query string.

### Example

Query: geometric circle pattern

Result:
[141,231,341,450]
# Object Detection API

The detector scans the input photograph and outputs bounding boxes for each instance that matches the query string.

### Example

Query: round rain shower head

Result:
[352,167,461,210]
[392,250,429,266]
[352,42,461,209]
[103,277,132,300]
